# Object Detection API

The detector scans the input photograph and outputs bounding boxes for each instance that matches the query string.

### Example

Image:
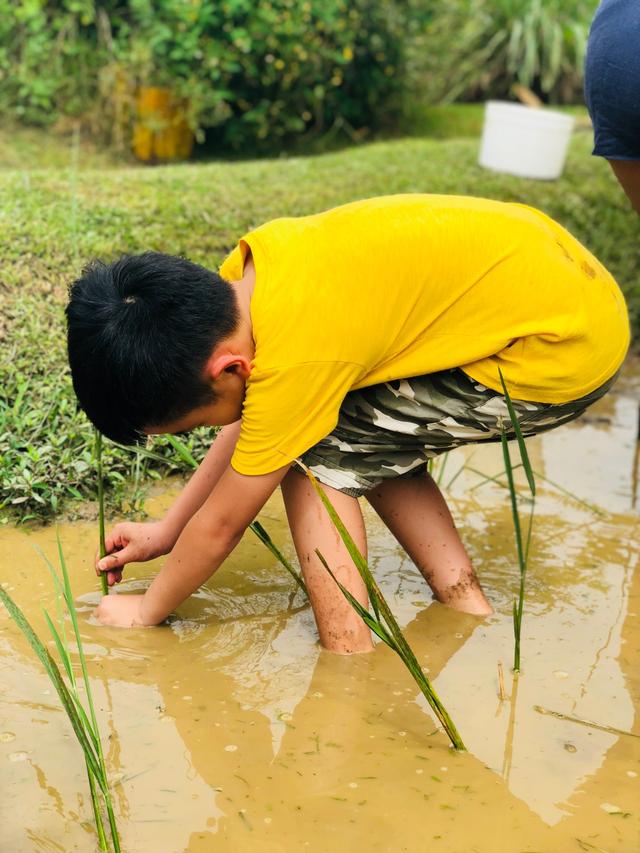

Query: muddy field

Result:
[1,367,638,852]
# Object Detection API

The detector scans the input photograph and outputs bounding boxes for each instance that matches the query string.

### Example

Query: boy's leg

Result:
[366,473,493,616]
[281,468,374,655]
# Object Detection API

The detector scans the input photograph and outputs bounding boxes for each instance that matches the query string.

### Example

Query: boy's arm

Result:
[96,421,242,587]
[96,462,289,627]
[161,420,242,542]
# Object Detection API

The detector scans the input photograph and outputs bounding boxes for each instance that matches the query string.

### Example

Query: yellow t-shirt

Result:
[219,194,629,476]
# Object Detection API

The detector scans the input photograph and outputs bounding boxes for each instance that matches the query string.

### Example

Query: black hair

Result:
[66,252,239,444]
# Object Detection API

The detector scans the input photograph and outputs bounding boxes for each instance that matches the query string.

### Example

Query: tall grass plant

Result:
[0,537,121,851]
[410,0,596,104]
[304,467,465,750]
[498,371,536,672]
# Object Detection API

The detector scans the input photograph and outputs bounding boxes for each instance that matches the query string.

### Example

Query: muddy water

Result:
[1,372,639,853]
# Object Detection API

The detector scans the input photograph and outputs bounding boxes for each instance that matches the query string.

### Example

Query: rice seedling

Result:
[0,535,121,851]
[304,466,465,751]
[95,429,109,596]
[466,463,603,516]
[251,520,307,596]
[531,471,604,517]
[498,370,536,674]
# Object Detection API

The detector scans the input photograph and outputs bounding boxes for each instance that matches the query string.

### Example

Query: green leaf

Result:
[498,369,536,496]
[500,431,525,572]
[95,430,108,596]
[43,608,74,682]
[53,535,121,850]
[251,520,307,595]
[304,467,465,750]
[165,434,199,468]
[0,584,102,782]
[314,549,395,649]
[302,465,381,621]
[42,609,101,753]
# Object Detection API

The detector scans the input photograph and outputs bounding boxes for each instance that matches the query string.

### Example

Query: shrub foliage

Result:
[410,0,598,105]
[0,0,406,150]
[0,1,600,149]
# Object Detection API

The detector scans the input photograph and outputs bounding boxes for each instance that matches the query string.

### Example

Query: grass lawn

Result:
[1,117,638,523]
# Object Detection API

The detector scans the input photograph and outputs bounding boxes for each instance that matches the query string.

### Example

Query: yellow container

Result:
[132,86,194,163]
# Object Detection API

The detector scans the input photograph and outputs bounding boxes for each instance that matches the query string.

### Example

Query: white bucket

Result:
[478,100,575,180]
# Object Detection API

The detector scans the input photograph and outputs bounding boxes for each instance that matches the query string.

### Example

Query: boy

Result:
[66,194,629,654]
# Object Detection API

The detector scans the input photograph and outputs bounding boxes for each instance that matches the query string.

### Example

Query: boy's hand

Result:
[95,594,155,628]
[96,520,176,587]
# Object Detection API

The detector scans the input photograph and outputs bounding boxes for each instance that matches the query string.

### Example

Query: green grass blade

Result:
[54,534,121,849]
[105,800,121,853]
[304,468,465,750]
[114,442,182,467]
[513,599,521,672]
[42,610,101,751]
[43,608,74,682]
[502,429,526,673]
[251,521,307,595]
[500,390,537,675]
[532,469,604,517]
[498,369,536,496]
[466,463,523,493]
[0,585,102,780]
[87,763,109,852]
[95,430,108,596]
[37,543,77,686]
[307,465,420,644]
[523,497,535,565]
[57,534,96,703]
[314,549,395,649]
[500,432,525,572]
[166,433,199,467]
[55,536,106,775]
[497,375,538,674]
[371,590,464,746]
[302,466,381,621]
[41,554,103,750]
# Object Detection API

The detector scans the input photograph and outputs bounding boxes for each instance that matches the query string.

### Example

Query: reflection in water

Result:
[501,670,520,786]
[0,374,639,851]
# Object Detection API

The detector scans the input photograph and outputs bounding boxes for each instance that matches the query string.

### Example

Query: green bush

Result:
[0,0,408,150]
[409,0,598,105]
[0,1,109,125]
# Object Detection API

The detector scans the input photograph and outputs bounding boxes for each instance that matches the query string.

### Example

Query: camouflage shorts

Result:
[296,368,617,497]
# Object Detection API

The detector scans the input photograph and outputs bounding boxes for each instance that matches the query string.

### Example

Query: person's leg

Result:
[608,160,640,214]
[366,472,493,615]
[585,0,640,214]
[281,467,374,654]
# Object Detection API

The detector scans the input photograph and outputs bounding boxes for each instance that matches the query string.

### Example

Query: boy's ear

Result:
[204,351,252,382]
